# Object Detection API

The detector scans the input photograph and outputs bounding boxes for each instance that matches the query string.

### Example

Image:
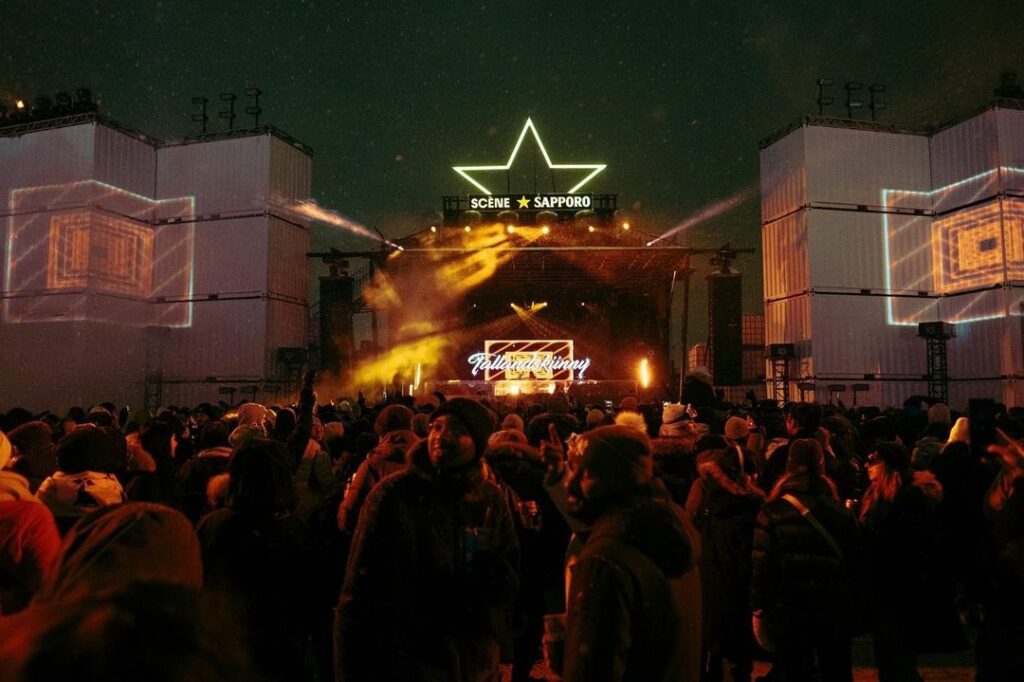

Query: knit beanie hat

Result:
[578,425,653,491]
[431,398,496,457]
[786,438,825,475]
[872,441,911,472]
[501,413,525,432]
[927,403,952,425]
[725,416,750,441]
[375,404,414,436]
[585,409,606,429]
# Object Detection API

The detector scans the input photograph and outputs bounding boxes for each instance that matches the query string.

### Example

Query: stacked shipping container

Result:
[0,119,312,411]
[761,106,1024,408]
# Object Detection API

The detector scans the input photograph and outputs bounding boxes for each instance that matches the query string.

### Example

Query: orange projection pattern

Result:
[4,180,194,326]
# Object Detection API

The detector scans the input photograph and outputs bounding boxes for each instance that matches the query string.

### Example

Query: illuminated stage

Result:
[315,118,748,401]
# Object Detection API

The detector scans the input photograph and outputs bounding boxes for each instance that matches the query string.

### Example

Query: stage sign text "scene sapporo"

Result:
[468,194,593,211]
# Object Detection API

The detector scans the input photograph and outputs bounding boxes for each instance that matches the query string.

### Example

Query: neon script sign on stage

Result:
[469,340,592,381]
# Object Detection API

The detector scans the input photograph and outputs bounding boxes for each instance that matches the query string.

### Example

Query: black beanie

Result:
[431,398,495,457]
[579,424,653,492]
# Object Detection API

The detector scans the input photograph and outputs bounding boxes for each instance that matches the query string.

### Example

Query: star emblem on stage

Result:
[517,195,531,209]
[453,118,607,196]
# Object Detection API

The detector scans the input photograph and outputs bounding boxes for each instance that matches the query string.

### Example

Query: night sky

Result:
[3,0,1023,335]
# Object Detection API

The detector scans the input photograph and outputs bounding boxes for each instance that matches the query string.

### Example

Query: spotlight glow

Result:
[638,358,650,389]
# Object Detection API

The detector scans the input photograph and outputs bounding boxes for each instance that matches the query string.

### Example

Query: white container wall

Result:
[809,293,924,378]
[0,321,147,412]
[804,126,931,209]
[266,297,309,362]
[93,125,157,197]
[930,111,1001,214]
[267,216,310,302]
[164,298,269,380]
[760,128,807,223]
[762,107,1024,406]
[269,137,312,203]
[157,136,271,215]
[186,216,270,296]
[762,211,808,300]
[806,211,934,294]
[997,109,1024,194]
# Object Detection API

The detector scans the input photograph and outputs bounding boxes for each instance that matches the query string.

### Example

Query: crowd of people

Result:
[1,373,1024,681]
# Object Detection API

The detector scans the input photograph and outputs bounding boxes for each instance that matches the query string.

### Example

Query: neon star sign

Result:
[453,118,607,195]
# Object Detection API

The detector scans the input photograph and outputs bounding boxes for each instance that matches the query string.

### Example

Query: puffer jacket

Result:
[751,474,862,634]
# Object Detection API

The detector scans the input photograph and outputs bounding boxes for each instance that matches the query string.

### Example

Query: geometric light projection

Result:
[933,202,1023,293]
[882,167,1024,326]
[48,211,154,294]
[452,118,607,195]
[4,180,194,327]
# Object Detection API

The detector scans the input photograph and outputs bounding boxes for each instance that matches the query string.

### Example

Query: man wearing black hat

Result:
[560,425,702,682]
[335,397,519,681]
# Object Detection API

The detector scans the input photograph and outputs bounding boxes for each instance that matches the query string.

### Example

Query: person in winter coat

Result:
[760,402,823,494]
[560,425,702,682]
[686,439,764,682]
[337,403,418,534]
[976,426,1024,681]
[860,442,965,682]
[335,398,519,682]
[484,429,571,681]
[0,502,251,682]
[36,425,127,534]
[750,438,862,682]
[7,421,58,494]
[650,403,700,506]
[197,438,314,682]
[177,421,233,523]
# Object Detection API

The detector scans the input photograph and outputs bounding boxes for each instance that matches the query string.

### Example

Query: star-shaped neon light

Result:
[453,118,607,195]
[517,195,530,209]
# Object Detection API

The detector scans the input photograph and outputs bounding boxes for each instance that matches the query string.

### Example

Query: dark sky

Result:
[3,0,1023,321]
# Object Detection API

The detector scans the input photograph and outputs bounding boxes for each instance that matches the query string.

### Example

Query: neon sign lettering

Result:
[453,118,606,196]
[473,339,591,381]
[467,194,594,211]
[468,352,591,379]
